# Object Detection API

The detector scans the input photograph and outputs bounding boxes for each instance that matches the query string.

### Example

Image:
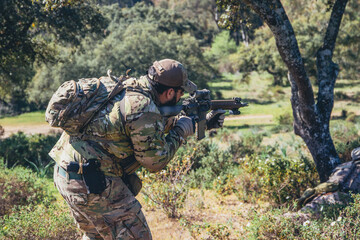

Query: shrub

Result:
[0,159,55,216]
[186,139,237,190]
[346,112,357,122]
[334,91,350,100]
[233,141,318,204]
[331,121,360,162]
[228,132,264,160]
[204,30,238,73]
[268,86,287,101]
[0,132,29,168]
[0,132,59,176]
[275,110,293,125]
[181,219,232,240]
[245,194,360,239]
[0,203,80,239]
[141,155,193,218]
[270,110,293,133]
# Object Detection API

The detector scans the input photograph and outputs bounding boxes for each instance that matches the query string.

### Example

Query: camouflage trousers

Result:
[54,165,152,240]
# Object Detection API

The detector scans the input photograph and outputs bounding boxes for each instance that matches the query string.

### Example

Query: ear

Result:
[165,88,175,100]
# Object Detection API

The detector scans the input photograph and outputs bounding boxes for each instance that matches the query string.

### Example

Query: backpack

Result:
[45,71,128,135]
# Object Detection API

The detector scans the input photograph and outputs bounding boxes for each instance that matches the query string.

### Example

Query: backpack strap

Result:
[78,78,102,114]
[79,77,125,133]
[119,90,126,128]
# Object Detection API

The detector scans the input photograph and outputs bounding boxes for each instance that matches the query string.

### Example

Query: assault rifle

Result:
[159,89,248,140]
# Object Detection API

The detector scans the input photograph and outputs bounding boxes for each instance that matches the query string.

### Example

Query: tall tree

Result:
[223,0,360,86]
[154,0,219,45]
[217,0,349,182]
[0,0,107,113]
[217,1,263,46]
[28,3,216,108]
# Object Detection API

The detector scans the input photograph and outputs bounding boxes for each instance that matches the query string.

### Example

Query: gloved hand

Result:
[173,116,195,139]
[206,109,226,130]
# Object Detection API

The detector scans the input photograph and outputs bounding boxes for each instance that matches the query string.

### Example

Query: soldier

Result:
[49,59,225,240]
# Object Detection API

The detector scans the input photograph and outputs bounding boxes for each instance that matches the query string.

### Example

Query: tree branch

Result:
[243,0,317,126]
[316,0,349,123]
[323,0,349,54]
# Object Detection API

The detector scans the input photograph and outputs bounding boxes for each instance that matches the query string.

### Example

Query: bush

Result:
[204,30,238,73]
[246,194,360,239]
[232,140,318,204]
[185,139,237,190]
[331,121,360,162]
[271,110,293,133]
[275,110,293,125]
[0,132,59,176]
[0,159,55,216]
[141,155,193,218]
[346,112,357,122]
[180,219,231,240]
[0,203,80,239]
[334,91,350,100]
[267,86,287,101]
[228,132,264,160]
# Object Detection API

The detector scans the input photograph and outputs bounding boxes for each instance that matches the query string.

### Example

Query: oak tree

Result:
[217,0,350,181]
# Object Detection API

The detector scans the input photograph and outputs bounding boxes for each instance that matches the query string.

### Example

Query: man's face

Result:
[162,88,184,106]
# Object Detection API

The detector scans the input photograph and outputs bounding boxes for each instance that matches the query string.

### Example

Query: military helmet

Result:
[149,59,197,94]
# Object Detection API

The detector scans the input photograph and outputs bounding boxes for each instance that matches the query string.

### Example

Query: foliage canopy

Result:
[0,0,108,112]
[28,2,217,108]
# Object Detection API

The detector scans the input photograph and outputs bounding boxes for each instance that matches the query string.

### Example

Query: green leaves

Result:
[29,2,216,108]
[0,0,108,111]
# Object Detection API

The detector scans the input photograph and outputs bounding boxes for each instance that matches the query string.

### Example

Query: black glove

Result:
[173,116,195,139]
[206,109,226,130]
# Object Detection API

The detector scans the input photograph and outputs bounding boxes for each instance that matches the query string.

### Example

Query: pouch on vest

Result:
[67,159,107,194]
[123,173,142,196]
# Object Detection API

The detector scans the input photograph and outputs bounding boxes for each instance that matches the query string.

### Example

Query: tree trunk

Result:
[243,0,348,182]
[289,73,340,182]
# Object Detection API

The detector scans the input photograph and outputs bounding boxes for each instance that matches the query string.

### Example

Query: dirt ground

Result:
[0,124,62,138]
[139,189,254,240]
[0,115,271,139]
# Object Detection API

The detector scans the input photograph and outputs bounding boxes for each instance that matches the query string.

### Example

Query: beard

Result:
[162,94,177,106]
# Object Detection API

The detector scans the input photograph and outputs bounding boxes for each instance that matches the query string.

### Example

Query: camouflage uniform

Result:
[50,76,183,239]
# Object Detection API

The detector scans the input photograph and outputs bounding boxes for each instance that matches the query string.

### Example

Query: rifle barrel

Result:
[211,99,248,110]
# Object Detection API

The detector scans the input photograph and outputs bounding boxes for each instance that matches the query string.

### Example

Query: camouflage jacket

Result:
[49,76,182,177]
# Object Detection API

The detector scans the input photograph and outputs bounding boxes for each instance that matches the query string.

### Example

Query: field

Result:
[1,73,360,239]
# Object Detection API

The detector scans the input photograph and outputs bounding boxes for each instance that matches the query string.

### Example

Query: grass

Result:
[212,73,360,135]
[2,73,360,239]
[0,111,46,126]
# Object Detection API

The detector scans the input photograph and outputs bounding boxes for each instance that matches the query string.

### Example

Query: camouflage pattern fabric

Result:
[45,76,125,135]
[49,75,182,175]
[54,165,152,240]
[49,75,183,239]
